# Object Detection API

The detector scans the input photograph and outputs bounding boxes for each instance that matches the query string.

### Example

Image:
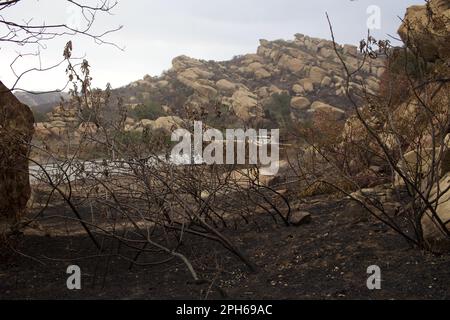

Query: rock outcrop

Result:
[0,81,35,222]
[290,97,311,110]
[398,0,450,62]
[130,116,183,133]
[34,105,78,139]
[115,34,384,125]
[230,89,262,121]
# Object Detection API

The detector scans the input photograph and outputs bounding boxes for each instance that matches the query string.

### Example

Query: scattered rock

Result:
[342,201,369,223]
[156,80,169,88]
[292,84,305,94]
[366,77,380,93]
[255,68,272,79]
[321,76,332,87]
[231,89,260,121]
[269,85,283,95]
[319,47,334,59]
[398,0,450,62]
[195,84,218,99]
[172,55,203,72]
[298,79,314,93]
[290,211,312,226]
[153,116,184,131]
[77,122,98,135]
[278,54,303,73]
[343,44,358,57]
[309,66,327,84]
[257,86,270,98]
[132,116,183,133]
[290,97,311,110]
[421,172,450,253]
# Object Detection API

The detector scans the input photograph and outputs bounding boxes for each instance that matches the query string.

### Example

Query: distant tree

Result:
[131,101,164,120]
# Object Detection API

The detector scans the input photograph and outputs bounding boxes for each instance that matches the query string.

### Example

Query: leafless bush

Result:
[291,13,450,252]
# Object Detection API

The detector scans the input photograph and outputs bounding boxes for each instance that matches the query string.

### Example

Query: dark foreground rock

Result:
[0,81,34,223]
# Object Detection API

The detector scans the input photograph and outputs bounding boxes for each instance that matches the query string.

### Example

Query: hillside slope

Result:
[115,34,384,126]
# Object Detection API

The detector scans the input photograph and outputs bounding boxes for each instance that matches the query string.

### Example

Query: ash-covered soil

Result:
[1,196,449,300]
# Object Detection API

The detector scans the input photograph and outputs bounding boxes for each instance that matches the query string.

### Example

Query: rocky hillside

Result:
[114,34,384,127]
[34,34,385,140]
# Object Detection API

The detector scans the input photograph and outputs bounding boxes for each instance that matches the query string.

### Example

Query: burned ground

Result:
[1,195,449,300]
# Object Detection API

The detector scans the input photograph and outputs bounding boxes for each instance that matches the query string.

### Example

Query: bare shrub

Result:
[291,13,450,252]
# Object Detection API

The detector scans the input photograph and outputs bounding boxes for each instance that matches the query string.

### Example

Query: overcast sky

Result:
[0,0,424,92]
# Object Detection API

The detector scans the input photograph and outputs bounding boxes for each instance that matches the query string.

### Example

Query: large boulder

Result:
[156,80,169,88]
[421,172,450,253]
[179,67,213,80]
[398,0,450,62]
[216,79,237,93]
[394,137,450,188]
[290,97,311,110]
[242,54,264,65]
[321,76,332,87]
[153,116,183,132]
[309,66,328,85]
[278,54,303,73]
[343,44,358,57]
[171,55,204,72]
[292,84,305,94]
[177,74,218,100]
[0,81,35,222]
[256,86,270,98]
[309,101,345,120]
[34,123,52,139]
[231,89,261,121]
[366,76,380,93]
[132,116,183,133]
[194,84,218,99]
[226,161,289,188]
